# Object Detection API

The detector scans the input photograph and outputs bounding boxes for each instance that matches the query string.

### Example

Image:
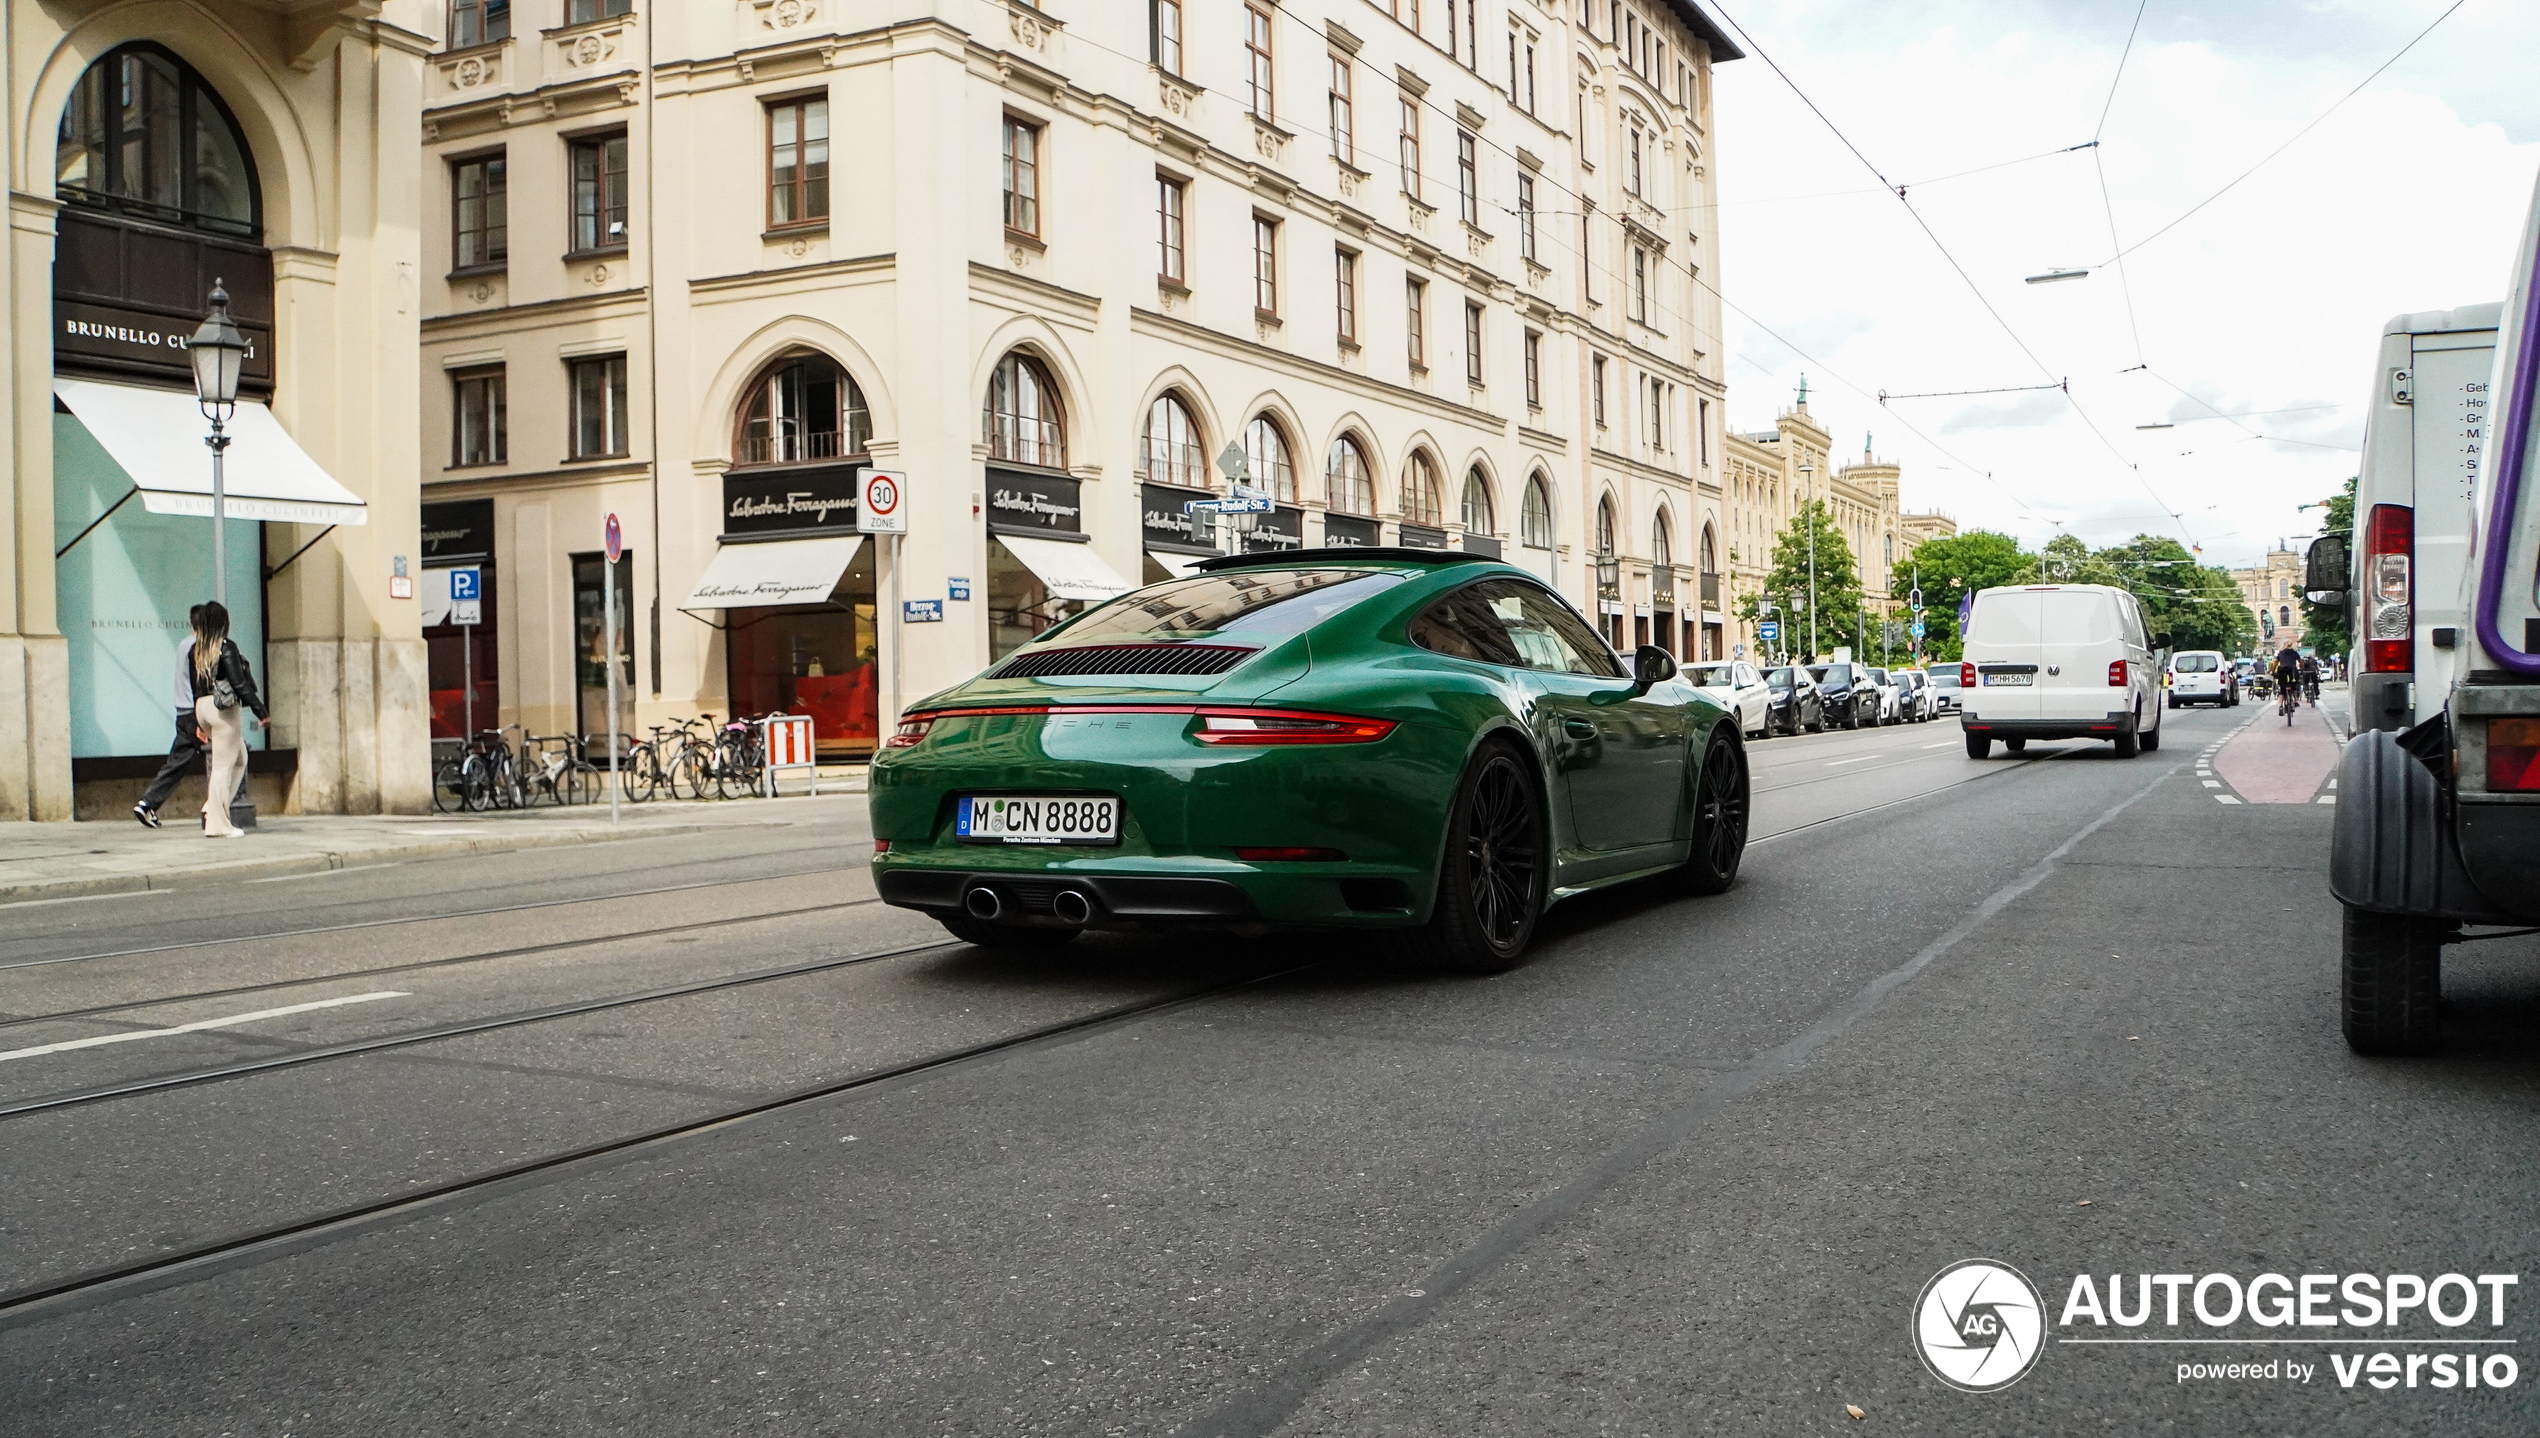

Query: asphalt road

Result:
[2,699,2532,1435]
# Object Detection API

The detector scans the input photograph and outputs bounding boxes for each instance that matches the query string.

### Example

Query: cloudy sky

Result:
[1704,0,2538,569]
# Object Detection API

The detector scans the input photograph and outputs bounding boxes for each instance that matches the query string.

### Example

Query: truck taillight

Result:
[2489,718,2540,792]
[2109,660,2128,687]
[2362,503,2413,674]
[1960,661,1976,687]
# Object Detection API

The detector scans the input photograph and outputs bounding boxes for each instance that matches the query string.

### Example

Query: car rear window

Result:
[1684,664,1735,686]
[2174,654,2220,672]
[1929,670,1962,688]
[1810,664,1853,684]
[1054,569,1404,643]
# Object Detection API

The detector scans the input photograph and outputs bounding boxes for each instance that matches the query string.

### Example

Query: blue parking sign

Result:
[1758,620,1780,641]
[449,566,481,601]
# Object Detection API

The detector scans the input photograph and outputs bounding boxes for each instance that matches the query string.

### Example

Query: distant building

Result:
[1718,387,1909,661]
[2233,548,2307,652]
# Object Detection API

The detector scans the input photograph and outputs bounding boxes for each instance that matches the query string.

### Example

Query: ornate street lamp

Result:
[189,281,250,606]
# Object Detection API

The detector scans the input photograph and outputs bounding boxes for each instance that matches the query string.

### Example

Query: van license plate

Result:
[1983,673,2033,686]
[956,794,1121,845]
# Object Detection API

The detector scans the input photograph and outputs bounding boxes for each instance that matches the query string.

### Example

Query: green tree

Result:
[2089,534,2255,654]
[1895,529,2031,662]
[2299,476,2357,659]
[1734,499,1862,661]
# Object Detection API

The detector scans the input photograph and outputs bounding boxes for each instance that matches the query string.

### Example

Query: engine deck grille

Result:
[993,644,1255,679]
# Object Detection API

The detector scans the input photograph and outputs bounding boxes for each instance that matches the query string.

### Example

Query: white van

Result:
[1958,584,2165,758]
[2166,650,2233,707]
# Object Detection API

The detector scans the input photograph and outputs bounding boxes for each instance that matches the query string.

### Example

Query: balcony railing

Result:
[735,430,846,467]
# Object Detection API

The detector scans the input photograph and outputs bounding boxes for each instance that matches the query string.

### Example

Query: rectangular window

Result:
[1157,175,1186,283]
[452,152,507,269]
[1253,215,1279,315]
[566,0,630,23]
[452,367,506,467]
[767,97,829,230]
[570,132,628,252]
[1398,99,1422,199]
[1154,0,1183,74]
[1406,278,1427,368]
[1698,396,1711,465]
[1508,31,1519,95]
[1463,301,1483,386]
[1627,127,1643,195]
[1456,130,1478,226]
[1592,354,1608,427]
[1329,54,1354,163]
[1647,379,1665,449]
[1246,6,1276,121]
[1525,40,1538,112]
[1396,0,1420,29]
[1582,214,1595,302]
[1002,116,1041,235]
[1523,330,1542,409]
[569,354,628,459]
[452,0,510,47]
[1335,248,1359,344]
[1631,245,1649,322]
[1516,173,1536,263]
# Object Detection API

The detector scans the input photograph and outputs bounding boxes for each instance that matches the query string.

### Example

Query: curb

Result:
[0,819,732,906]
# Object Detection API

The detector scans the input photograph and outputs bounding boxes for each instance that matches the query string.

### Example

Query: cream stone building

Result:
[413,0,1742,760]
[3,2,431,822]
[1714,384,1915,662]
[2234,546,2307,652]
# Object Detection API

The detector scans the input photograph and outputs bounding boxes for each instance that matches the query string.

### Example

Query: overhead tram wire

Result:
[1703,1,2198,548]
[2092,0,2469,268]
[2091,0,2151,367]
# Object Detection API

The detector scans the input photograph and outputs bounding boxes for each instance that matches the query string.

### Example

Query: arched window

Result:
[735,350,870,467]
[1324,433,1371,513]
[1144,392,1205,487]
[1401,452,1443,527]
[1652,510,1673,567]
[1522,474,1554,549]
[1461,466,1494,535]
[1595,496,1618,558]
[1700,525,1718,574]
[1883,533,1894,566]
[2278,605,2291,627]
[56,44,259,238]
[1246,416,1297,501]
[984,351,1066,467]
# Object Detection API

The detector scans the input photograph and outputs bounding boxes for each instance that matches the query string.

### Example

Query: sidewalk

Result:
[0,776,869,905]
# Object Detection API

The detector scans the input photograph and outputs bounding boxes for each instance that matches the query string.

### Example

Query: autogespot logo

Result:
[1915,1259,2048,1392]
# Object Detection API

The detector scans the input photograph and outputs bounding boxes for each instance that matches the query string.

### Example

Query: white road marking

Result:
[1827,754,1880,766]
[0,991,409,1063]
[1921,741,1957,750]
[2202,780,2221,788]
[2216,795,2243,805]
[0,888,175,910]
[2317,795,2337,804]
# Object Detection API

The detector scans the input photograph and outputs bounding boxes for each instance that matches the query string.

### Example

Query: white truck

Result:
[2346,301,2500,733]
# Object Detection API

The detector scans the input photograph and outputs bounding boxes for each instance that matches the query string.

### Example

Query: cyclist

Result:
[2272,646,2303,722]
[2300,655,2322,705]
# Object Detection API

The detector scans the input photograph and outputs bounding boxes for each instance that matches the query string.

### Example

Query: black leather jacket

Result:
[189,638,269,721]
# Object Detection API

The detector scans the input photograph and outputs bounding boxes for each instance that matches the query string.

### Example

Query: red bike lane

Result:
[2208,699,2343,804]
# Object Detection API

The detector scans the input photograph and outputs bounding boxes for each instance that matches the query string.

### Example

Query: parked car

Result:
[1959,583,2167,758]
[1893,668,1937,721]
[1762,664,1824,735]
[869,548,1750,974]
[1806,662,1880,730]
[1862,666,1904,724]
[2326,174,2540,1053]
[1683,660,1773,739]
[1924,665,1965,715]
[2167,650,2236,707]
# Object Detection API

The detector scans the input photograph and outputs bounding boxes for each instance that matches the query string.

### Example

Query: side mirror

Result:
[2304,534,2349,596]
[1632,645,1678,690]
[2151,632,2173,651]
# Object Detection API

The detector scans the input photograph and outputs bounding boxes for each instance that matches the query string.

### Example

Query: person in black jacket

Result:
[134,604,208,828]
[188,601,266,837]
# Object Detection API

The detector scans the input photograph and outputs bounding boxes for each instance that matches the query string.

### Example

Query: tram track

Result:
[0,861,868,973]
[0,957,1317,1323]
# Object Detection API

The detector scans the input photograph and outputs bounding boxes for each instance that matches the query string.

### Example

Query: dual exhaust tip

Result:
[964,885,1093,927]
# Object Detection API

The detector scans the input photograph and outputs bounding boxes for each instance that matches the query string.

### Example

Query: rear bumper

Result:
[1961,714,2132,741]
[872,858,1425,931]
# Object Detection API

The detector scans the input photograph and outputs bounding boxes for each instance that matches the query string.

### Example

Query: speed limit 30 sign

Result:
[859,470,908,534]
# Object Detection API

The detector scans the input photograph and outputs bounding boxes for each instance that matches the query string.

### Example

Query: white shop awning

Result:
[53,377,369,526]
[999,534,1136,602]
[1146,550,1208,581]
[678,534,863,612]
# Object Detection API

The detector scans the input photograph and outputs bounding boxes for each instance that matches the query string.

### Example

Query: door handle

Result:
[1563,718,1598,739]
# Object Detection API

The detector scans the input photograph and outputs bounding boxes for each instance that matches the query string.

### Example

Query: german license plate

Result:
[956,794,1121,845]
[1983,673,2033,686]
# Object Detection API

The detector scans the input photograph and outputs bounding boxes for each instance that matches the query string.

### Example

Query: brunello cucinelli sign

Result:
[1141,483,1219,554]
[54,300,275,392]
[723,464,860,537]
[986,467,1082,535]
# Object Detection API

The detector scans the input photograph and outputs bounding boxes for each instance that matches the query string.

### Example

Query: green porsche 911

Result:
[868,548,1748,972]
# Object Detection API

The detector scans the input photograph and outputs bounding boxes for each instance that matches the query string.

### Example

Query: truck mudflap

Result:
[2329,725,2523,923]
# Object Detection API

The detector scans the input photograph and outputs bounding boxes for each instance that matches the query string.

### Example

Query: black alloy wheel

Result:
[1419,746,1545,974]
[1676,728,1750,895]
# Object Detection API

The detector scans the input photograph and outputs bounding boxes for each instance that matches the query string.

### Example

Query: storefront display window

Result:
[573,551,635,741]
[723,545,880,756]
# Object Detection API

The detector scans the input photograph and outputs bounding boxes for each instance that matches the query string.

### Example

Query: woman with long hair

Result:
[189,601,267,837]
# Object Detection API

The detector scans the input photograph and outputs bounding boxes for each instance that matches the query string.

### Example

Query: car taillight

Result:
[1194,710,1397,745]
[1960,661,1976,687]
[2488,718,2540,792]
[2363,503,2413,674]
[2109,660,2128,687]
[873,839,891,853]
[885,716,933,748]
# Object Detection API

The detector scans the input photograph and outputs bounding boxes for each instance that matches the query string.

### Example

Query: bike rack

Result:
[759,714,819,798]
